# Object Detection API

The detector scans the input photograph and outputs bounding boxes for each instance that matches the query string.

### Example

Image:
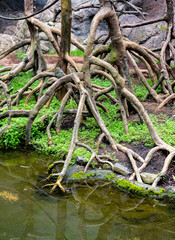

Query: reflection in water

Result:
[0,150,175,240]
[0,190,19,202]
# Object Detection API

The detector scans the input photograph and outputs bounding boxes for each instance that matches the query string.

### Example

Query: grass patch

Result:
[70,49,84,57]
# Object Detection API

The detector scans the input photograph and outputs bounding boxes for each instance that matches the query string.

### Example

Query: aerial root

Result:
[56,86,73,134]
[0,66,13,73]
[117,144,175,186]
[152,151,175,187]
[96,101,109,113]
[158,93,175,109]
[116,143,145,182]
[50,177,65,193]
[76,142,114,173]
[0,81,12,114]
[128,145,175,187]
[24,78,44,106]
[0,126,11,138]
[128,151,142,183]
[94,85,114,100]
[41,173,60,182]
[43,75,118,192]
[42,176,65,193]
[0,39,31,60]
[48,161,65,175]
[47,112,58,145]
[97,133,105,149]
[127,51,162,103]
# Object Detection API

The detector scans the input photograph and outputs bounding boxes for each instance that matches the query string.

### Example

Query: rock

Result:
[125,0,143,11]
[120,15,167,49]
[113,163,130,176]
[141,172,157,184]
[134,182,153,189]
[76,156,86,166]
[0,34,14,53]
[14,20,30,42]
[166,186,175,195]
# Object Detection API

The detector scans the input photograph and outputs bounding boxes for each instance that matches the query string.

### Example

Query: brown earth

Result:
[0,53,175,188]
[0,53,84,69]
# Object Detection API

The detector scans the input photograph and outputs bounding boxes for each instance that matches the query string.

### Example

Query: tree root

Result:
[158,93,175,109]
[97,133,105,149]
[76,142,114,173]
[0,0,175,195]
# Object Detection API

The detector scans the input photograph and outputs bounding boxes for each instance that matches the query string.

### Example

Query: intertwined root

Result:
[41,75,175,192]
[0,0,175,194]
[46,140,175,193]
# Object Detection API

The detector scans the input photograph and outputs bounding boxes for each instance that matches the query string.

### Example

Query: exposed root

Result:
[42,176,65,193]
[97,133,105,149]
[0,39,31,60]
[24,78,44,106]
[0,81,12,111]
[0,0,175,194]
[160,24,173,95]
[152,151,175,187]
[96,101,109,113]
[76,142,114,173]
[158,93,175,109]
[127,51,162,103]
[47,112,59,145]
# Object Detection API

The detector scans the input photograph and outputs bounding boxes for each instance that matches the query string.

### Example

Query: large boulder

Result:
[0,0,174,53]
[120,14,167,49]
[0,34,14,53]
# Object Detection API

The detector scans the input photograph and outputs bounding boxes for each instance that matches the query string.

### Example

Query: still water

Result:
[0,150,175,240]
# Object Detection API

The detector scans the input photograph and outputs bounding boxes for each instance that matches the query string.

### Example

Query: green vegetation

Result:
[70,170,168,197]
[71,171,86,178]
[0,70,175,166]
[70,49,84,56]
[15,51,26,60]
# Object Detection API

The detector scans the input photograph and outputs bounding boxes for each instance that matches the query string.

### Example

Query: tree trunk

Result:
[55,0,72,100]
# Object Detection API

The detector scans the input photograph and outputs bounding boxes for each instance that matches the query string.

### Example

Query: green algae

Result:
[70,170,167,197]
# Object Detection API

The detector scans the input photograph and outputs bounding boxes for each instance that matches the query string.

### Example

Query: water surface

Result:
[0,150,175,240]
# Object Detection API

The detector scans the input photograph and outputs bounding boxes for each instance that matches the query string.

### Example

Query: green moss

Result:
[57,175,61,181]
[71,171,86,179]
[159,188,166,194]
[71,171,96,179]
[48,163,54,171]
[104,172,116,180]
[108,48,118,64]
[70,169,167,197]
[86,172,95,178]
[168,190,175,196]
[97,172,102,177]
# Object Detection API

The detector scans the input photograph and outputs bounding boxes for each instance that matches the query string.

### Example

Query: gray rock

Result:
[134,182,153,190]
[141,172,157,184]
[14,20,30,43]
[113,163,130,176]
[0,34,14,53]
[76,156,86,165]
[166,186,175,193]
[3,0,174,53]
[124,0,143,11]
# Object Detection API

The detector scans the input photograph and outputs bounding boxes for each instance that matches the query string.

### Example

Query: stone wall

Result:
[0,0,175,53]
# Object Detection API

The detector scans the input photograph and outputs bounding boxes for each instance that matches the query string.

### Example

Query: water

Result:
[0,150,175,240]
